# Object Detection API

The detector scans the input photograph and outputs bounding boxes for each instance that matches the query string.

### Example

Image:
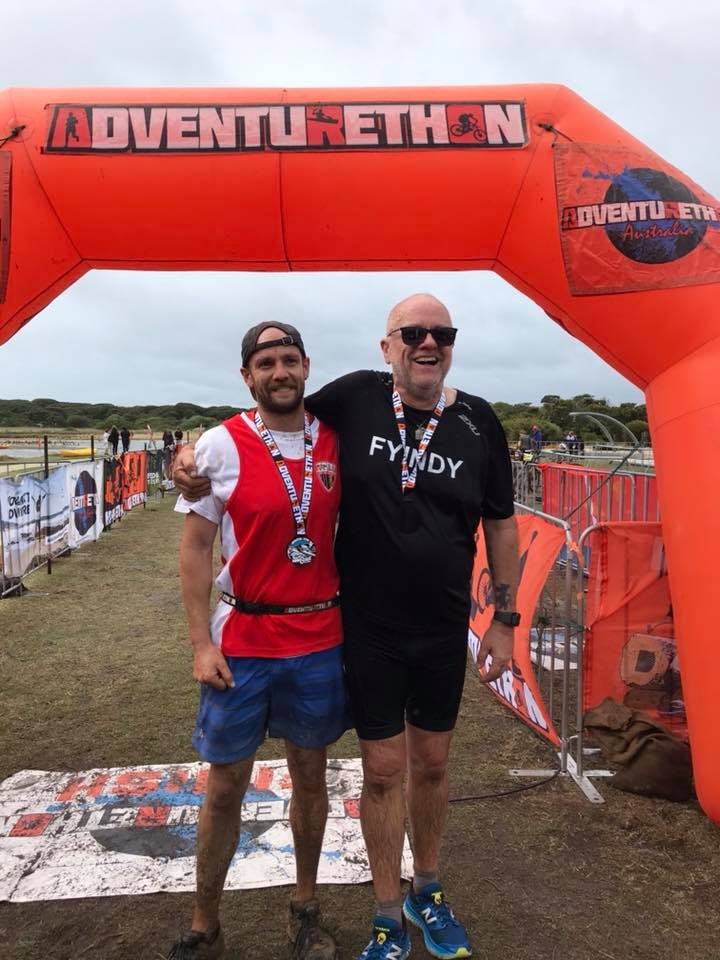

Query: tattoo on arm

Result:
[493,582,511,610]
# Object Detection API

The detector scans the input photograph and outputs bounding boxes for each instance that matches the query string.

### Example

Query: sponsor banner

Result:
[44,101,528,154]
[103,458,124,528]
[0,759,412,902]
[65,460,104,547]
[146,449,165,496]
[121,451,146,512]
[468,513,565,745]
[555,142,720,294]
[583,523,685,737]
[0,467,69,578]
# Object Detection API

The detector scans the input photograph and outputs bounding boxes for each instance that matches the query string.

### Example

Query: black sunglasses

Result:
[387,325,458,346]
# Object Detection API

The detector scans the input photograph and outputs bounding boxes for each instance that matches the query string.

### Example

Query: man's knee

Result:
[287,746,327,795]
[408,753,449,786]
[407,731,452,785]
[362,741,406,794]
[205,760,252,810]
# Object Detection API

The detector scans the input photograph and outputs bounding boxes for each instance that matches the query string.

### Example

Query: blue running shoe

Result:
[403,884,471,959]
[357,916,411,960]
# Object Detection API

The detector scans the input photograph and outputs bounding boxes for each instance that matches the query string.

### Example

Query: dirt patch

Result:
[0,495,717,960]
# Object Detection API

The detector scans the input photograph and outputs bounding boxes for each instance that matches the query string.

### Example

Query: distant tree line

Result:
[493,393,649,445]
[0,394,650,444]
[0,399,237,432]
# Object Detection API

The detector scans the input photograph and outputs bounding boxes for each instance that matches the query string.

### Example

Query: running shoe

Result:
[166,926,224,959]
[288,899,338,960]
[357,916,411,960]
[403,883,471,959]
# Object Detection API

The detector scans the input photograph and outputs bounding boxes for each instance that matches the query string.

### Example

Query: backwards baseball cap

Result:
[241,321,306,367]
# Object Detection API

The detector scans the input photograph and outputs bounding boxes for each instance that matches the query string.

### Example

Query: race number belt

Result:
[392,389,446,493]
[220,592,339,615]
[253,409,316,566]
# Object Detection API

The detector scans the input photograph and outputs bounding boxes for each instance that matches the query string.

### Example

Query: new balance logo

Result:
[421,906,438,924]
[386,945,405,959]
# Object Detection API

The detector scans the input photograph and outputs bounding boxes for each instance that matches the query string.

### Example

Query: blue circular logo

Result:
[603,168,706,264]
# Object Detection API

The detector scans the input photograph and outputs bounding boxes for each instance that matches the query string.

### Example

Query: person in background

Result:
[107,425,119,457]
[120,426,131,454]
[530,424,542,455]
[175,427,184,445]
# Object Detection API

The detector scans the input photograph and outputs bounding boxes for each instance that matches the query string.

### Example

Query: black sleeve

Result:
[305,370,380,429]
[474,399,514,519]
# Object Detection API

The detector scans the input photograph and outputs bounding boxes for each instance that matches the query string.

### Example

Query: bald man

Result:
[175,295,519,960]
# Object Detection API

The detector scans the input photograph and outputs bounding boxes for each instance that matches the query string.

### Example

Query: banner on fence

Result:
[583,522,685,737]
[103,458,124,528]
[0,467,69,578]
[146,449,164,496]
[0,760,412,902]
[65,461,104,548]
[468,512,564,745]
[121,451,147,511]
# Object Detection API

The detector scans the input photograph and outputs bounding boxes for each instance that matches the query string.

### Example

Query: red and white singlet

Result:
[176,412,341,657]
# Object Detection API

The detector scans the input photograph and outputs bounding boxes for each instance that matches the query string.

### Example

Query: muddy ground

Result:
[0,496,717,960]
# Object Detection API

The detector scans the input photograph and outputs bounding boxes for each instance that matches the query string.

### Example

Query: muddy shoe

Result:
[167,926,225,959]
[288,899,338,960]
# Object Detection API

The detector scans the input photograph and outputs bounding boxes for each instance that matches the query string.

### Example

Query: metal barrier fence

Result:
[0,451,175,598]
[507,503,609,802]
[512,459,660,531]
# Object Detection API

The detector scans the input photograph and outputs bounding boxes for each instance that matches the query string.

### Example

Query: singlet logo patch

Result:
[315,461,337,491]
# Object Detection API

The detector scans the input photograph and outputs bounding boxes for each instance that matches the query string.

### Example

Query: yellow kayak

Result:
[60,448,93,458]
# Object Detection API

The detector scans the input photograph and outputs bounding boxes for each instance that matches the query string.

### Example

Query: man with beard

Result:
[168,322,347,960]
[175,296,518,960]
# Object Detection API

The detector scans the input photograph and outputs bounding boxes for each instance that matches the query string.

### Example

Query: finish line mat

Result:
[0,758,413,902]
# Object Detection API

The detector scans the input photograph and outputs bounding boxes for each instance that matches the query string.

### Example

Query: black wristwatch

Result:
[493,610,521,628]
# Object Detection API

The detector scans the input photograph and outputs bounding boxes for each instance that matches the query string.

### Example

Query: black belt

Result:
[220,592,340,615]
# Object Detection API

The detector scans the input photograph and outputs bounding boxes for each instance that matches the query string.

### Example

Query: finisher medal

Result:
[254,410,316,566]
[287,535,317,566]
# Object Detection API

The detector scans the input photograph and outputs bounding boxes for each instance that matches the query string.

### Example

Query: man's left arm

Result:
[478,515,519,683]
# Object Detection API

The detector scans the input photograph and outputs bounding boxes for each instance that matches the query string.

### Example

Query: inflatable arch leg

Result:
[646,335,720,820]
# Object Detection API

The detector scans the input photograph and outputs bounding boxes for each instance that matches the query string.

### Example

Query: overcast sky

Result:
[0,0,716,408]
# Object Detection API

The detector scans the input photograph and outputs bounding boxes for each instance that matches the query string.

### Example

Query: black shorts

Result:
[342,613,469,741]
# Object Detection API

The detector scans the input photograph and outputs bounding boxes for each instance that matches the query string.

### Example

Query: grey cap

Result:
[241,321,306,367]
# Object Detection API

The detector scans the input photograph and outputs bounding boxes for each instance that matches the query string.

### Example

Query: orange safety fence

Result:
[538,463,660,540]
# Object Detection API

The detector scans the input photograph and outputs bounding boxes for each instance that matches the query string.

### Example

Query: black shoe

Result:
[288,899,338,960]
[167,927,225,959]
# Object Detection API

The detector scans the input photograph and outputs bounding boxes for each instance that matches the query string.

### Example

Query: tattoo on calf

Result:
[493,583,511,610]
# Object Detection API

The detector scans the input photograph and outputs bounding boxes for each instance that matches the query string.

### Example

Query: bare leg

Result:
[285,743,329,902]
[405,724,453,874]
[191,757,255,932]
[359,734,407,903]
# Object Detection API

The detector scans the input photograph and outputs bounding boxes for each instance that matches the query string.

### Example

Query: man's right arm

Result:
[174,441,210,500]
[179,511,234,690]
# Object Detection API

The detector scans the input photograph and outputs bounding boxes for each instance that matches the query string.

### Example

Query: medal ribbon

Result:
[392,389,446,493]
[254,410,313,537]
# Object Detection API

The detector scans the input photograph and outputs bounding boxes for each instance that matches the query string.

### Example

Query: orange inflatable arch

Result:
[1,85,719,817]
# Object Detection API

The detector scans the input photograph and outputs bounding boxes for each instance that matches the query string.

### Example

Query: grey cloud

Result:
[1,0,714,407]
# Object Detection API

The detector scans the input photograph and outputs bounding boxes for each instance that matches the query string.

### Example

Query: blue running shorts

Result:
[192,644,351,763]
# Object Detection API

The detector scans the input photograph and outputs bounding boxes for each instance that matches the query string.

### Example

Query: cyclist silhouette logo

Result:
[310,105,339,124]
[449,111,487,143]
